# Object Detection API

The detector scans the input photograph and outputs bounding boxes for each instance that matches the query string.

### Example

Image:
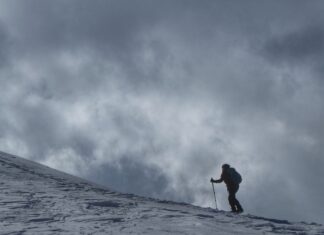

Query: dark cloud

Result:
[0,0,324,224]
[262,26,324,65]
[0,22,9,68]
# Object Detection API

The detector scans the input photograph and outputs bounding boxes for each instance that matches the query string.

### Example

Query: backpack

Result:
[228,167,242,184]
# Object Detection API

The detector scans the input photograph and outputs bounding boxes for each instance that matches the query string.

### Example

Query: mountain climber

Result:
[210,164,243,213]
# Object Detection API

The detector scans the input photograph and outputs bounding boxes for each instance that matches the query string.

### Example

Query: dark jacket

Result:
[215,168,237,189]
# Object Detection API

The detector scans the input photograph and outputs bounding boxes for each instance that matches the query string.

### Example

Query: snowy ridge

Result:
[0,151,323,235]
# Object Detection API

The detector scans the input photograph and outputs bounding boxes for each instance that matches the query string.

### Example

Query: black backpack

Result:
[228,167,242,184]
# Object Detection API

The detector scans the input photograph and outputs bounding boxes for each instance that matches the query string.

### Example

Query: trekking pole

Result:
[211,182,218,210]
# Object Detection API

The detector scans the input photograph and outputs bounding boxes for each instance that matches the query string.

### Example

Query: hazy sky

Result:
[0,0,324,223]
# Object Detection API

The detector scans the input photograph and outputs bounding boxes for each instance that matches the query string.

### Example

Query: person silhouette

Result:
[211,164,243,213]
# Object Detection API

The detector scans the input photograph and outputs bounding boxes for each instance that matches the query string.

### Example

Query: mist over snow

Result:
[0,0,324,223]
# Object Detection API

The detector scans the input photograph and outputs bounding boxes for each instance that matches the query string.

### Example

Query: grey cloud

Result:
[0,22,9,68]
[4,0,174,61]
[86,157,195,202]
[0,0,324,224]
[11,103,67,159]
[262,26,324,65]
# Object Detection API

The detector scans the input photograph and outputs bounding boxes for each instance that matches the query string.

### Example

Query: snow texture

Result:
[0,151,323,234]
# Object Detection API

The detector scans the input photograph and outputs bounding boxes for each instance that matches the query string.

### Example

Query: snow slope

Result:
[0,151,323,235]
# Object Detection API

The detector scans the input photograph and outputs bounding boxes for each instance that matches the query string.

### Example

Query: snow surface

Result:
[0,151,323,235]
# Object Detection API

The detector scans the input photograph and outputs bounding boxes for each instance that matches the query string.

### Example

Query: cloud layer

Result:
[0,1,324,223]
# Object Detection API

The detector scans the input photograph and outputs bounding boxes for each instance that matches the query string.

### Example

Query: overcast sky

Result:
[0,0,324,223]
